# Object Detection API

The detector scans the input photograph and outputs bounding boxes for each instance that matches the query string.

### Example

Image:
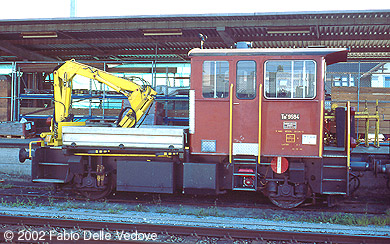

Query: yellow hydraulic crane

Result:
[40,60,157,146]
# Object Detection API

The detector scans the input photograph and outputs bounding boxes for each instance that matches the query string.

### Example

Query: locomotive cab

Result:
[188,47,349,208]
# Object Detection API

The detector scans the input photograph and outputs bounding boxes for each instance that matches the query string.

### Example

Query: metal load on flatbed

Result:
[62,126,187,151]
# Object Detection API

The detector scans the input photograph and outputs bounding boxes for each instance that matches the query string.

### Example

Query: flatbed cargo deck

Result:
[62,126,188,151]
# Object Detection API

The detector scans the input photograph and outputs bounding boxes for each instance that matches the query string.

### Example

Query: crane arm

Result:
[52,59,156,128]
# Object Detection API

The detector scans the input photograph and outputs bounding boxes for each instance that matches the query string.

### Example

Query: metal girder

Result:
[58,31,106,54]
[10,36,209,47]
[0,40,55,61]
[216,27,235,47]
[38,48,192,57]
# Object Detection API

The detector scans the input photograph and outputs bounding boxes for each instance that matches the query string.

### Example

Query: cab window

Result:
[264,60,316,99]
[236,60,256,99]
[202,61,229,98]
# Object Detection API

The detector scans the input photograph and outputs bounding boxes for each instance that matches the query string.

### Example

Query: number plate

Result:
[283,121,297,129]
[281,113,300,120]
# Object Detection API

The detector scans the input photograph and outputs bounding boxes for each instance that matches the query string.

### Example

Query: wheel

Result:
[78,173,114,200]
[268,196,306,209]
[267,181,308,209]
[79,187,112,200]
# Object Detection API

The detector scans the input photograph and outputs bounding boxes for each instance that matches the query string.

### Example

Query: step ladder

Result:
[32,162,69,183]
[321,152,349,195]
[232,156,258,191]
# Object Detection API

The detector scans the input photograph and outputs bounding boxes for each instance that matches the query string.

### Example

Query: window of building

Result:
[342,77,348,86]
[349,76,355,86]
[264,60,316,99]
[236,61,256,99]
[385,76,390,88]
[333,77,341,87]
[202,61,229,98]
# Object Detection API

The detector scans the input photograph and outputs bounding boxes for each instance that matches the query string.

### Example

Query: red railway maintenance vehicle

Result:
[19,47,390,208]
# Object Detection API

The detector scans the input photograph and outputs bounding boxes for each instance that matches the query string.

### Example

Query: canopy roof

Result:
[0,10,389,62]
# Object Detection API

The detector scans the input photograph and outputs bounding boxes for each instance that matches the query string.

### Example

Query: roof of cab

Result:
[188,48,349,64]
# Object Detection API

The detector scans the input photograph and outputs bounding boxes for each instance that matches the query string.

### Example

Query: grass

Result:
[134,203,149,212]
[0,183,14,189]
[47,192,55,207]
[309,212,390,226]
[193,206,225,218]
[260,211,390,227]
[0,197,38,208]
[108,204,125,214]
[156,206,168,213]
[58,199,77,211]
[174,205,186,215]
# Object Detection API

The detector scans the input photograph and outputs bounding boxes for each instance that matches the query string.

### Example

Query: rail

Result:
[0,215,388,244]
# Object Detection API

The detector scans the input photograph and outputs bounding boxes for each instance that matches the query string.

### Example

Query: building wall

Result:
[0,75,11,121]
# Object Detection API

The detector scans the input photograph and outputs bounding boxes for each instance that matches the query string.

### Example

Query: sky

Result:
[1,0,390,20]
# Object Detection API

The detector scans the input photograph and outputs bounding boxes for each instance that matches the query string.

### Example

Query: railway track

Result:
[0,215,389,244]
[0,184,388,216]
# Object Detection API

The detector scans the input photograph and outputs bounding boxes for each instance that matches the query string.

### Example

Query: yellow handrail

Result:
[258,84,262,164]
[319,99,324,157]
[229,83,233,164]
[375,99,380,147]
[29,140,43,159]
[347,101,351,169]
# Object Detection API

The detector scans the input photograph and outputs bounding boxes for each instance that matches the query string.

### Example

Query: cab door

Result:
[231,60,260,157]
[261,59,320,157]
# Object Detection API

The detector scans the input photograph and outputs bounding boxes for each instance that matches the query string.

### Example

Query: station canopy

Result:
[0,10,389,64]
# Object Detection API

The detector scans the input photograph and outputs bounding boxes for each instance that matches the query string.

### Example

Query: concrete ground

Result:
[0,148,31,176]
[0,138,35,177]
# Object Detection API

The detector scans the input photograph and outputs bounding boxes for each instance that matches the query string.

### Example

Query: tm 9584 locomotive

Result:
[19,47,390,208]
